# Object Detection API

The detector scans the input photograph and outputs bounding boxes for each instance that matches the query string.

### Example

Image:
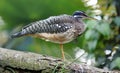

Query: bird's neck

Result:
[74,17,83,22]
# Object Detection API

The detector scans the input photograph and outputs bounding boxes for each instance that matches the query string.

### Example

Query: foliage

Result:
[93,0,120,70]
[0,0,120,70]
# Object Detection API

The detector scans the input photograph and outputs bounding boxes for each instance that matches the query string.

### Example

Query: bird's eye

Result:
[73,11,88,18]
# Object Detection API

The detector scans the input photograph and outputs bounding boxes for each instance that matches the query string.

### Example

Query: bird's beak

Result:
[87,16,98,20]
[85,15,98,20]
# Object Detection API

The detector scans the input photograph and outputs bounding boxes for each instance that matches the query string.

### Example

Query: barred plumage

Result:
[16,15,74,35]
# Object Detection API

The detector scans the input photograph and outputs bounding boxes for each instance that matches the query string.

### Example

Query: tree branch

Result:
[0,47,119,73]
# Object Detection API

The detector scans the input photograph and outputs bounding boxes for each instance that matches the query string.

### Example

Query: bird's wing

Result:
[22,14,75,34]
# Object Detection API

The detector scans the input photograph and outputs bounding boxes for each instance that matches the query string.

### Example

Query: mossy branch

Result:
[0,47,119,73]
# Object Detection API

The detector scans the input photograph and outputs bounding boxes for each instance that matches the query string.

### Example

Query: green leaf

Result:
[114,17,120,26]
[110,57,120,69]
[87,40,98,50]
[96,22,111,37]
[85,29,100,40]
[86,20,98,29]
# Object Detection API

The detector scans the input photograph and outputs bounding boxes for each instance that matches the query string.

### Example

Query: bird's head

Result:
[73,11,96,20]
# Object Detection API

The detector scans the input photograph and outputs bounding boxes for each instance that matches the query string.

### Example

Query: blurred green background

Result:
[0,0,120,70]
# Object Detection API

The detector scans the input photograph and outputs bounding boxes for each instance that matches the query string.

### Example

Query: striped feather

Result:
[21,14,75,35]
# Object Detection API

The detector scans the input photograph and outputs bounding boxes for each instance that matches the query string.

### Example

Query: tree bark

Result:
[0,47,119,73]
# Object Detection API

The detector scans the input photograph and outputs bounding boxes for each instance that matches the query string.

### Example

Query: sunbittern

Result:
[11,11,95,60]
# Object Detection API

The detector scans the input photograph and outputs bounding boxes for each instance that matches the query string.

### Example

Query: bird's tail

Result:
[11,31,26,38]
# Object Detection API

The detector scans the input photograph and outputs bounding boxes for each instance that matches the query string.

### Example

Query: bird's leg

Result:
[60,44,65,61]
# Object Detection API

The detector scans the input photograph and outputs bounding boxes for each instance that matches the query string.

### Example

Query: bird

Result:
[11,11,96,60]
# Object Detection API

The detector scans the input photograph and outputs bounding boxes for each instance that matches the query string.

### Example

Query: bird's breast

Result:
[31,28,75,44]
